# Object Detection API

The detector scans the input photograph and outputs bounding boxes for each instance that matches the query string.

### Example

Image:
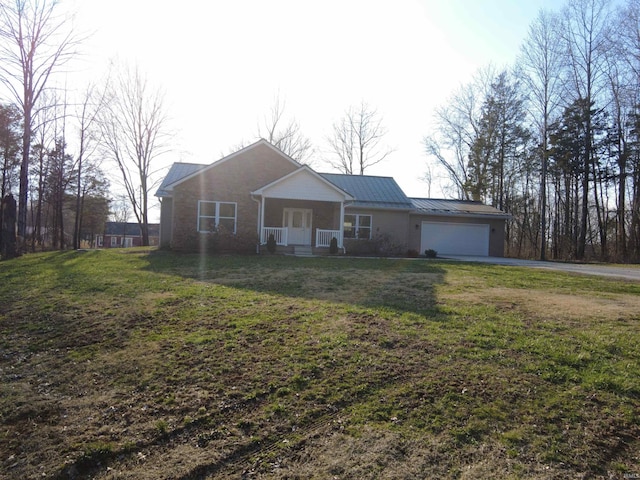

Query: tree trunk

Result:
[577,156,589,260]
[18,116,30,250]
[1,194,17,259]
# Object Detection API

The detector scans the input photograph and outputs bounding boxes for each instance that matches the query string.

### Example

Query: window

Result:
[198,201,237,233]
[96,235,103,247]
[110,236,118,247]
[344,214,372,239]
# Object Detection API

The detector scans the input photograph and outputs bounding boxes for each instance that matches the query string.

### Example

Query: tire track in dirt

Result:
[174,368,424,479]
[52,355,424,479]
[176,410,348,480]
[50,391,274,480]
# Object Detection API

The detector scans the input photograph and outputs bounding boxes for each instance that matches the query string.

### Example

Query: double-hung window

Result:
[198,201,237,233]
[343,214,372,239]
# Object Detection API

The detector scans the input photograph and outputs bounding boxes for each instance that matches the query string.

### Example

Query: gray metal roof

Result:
[155,162,506,219]
[155,163,207,197]
[410,198,509,217]
[321,173,414,210]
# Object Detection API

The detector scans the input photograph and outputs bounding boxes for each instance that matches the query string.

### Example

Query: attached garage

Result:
[421,221,489,256]
[409,199,509,257]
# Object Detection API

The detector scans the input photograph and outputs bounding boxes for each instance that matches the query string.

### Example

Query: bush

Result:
[266,233,277,254]
[329,236,339,254]
[343,233,406,257]
[204,226,258,254]
[424,248,437,258]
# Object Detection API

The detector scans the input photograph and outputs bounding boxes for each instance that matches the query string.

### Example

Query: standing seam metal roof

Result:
[410,198,509,217]
[320,173,413,209]
[155,163,207,197]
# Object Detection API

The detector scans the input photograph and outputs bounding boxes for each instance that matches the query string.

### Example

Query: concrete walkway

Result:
[441,255,640,282]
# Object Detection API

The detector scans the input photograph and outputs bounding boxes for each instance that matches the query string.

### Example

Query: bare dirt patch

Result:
[445,286,640,321]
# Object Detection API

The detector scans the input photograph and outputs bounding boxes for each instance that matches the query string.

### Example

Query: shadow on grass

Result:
[141,250,448,319]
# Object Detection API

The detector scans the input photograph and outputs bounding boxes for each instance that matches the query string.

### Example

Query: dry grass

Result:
[1,250,639,479]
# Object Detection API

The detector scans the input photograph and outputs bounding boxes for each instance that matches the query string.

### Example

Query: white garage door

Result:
[421,222,490,256]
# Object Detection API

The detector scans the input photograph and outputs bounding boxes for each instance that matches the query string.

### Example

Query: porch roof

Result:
[251,166,354,202]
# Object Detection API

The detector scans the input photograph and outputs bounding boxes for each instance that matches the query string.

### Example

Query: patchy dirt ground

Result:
[1,251,639,479]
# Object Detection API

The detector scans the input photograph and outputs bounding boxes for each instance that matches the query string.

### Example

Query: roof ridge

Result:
[320,172,395,179]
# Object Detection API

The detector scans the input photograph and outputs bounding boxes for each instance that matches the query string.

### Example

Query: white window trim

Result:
[197,200,238,234]
[344,214,373,240]
[110,236,118,247]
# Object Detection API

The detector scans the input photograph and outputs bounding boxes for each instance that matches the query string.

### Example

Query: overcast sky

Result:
[62,0,561,219]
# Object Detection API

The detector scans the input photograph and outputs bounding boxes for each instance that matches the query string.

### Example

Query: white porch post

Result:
[339,201,345,248]
[260,197,266,244]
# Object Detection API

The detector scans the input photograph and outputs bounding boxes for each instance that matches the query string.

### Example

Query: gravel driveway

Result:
[441,255,640,282]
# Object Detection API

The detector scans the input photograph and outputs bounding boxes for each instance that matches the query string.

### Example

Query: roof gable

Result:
[252,166,353,201]
[155,139,301,197]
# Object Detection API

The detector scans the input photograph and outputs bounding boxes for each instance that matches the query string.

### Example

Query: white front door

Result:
[283,208,312,245]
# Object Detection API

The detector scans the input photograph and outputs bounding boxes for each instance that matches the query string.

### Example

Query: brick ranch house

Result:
[155,139,508,256]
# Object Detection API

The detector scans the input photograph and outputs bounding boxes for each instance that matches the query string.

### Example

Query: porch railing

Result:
[263,227,288,246]
[316,229,342,248]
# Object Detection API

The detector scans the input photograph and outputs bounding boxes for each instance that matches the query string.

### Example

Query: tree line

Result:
[6,0,639,264]
[0,1,171,258]
[426,0,640,262]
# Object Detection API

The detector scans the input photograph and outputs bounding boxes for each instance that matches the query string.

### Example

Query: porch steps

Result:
[293,246,314,257]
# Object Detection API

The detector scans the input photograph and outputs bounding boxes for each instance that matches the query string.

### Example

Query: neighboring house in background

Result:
[96,222,160,248]
[155,139,509,257]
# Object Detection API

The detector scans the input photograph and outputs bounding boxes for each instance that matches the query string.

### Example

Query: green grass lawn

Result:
[1,249,639,479]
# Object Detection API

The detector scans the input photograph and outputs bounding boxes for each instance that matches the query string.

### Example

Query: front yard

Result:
[1,249,638,479]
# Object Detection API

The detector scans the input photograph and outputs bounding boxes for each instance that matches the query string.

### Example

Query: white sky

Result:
[63,0,561,220]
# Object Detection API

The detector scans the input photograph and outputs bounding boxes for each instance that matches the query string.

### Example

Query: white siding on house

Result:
[262,170,346,202]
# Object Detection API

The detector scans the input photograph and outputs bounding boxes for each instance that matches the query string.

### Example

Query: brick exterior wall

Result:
[170,143,299,251]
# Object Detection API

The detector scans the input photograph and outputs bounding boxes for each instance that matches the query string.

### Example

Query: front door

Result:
[283,208,312,245]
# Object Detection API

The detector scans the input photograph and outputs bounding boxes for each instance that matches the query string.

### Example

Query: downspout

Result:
[251,195,261,254]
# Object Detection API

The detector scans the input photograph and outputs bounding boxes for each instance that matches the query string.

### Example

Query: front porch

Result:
[250,165,354,253]
[258,198,345,249]
[262,226,343,248]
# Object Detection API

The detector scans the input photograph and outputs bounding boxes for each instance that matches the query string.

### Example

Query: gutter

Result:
[413,211,511,220]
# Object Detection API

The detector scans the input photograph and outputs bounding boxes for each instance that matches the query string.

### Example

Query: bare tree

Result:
[424,66,496,199]
[71,83,107,249]
[327,101,393,175]
[561,0,612,259]
[258,95,314,165]
[99,64,171,246]
[518,8,565,260]
[29,97,55,251]
[0,0,80,247]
